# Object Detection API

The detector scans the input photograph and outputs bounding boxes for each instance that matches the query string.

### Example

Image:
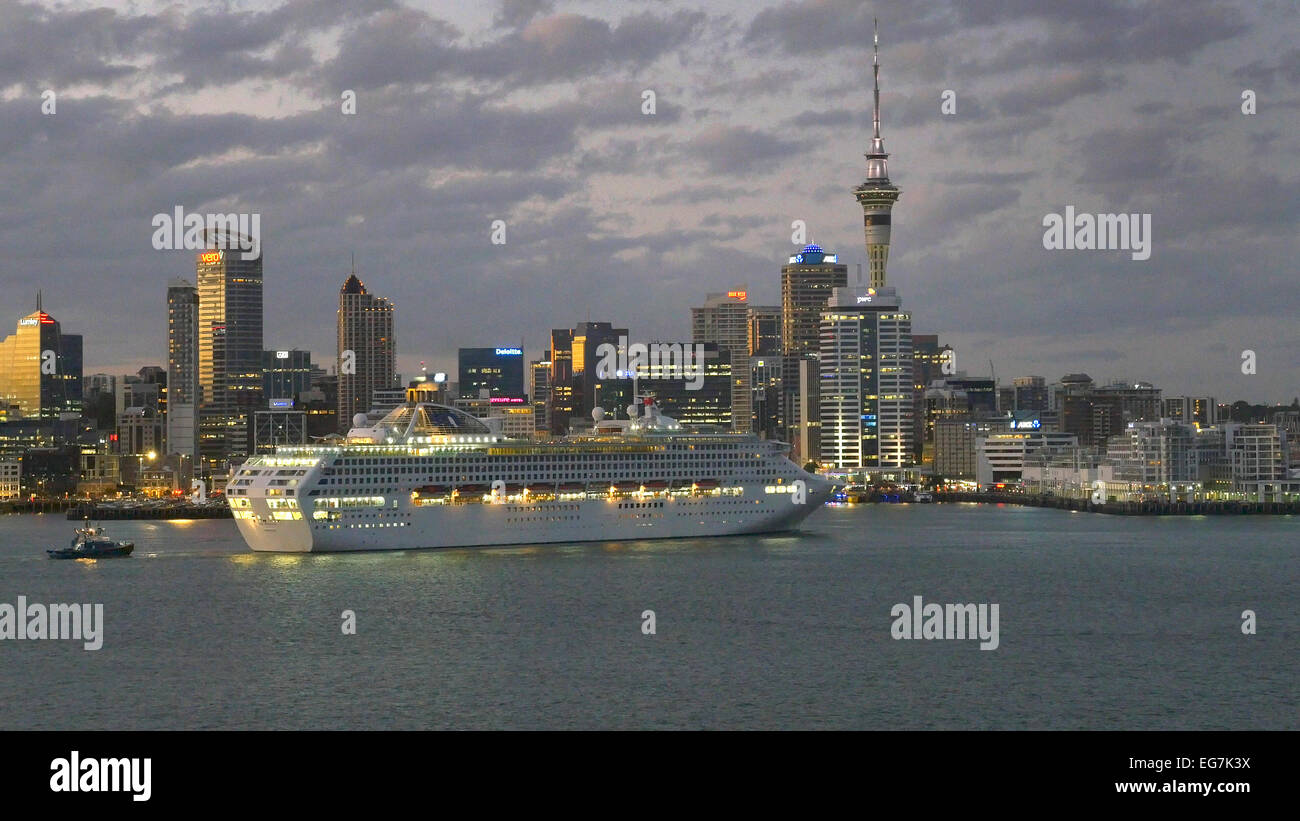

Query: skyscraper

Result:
[692,291,752,433]
[166,278,199,460]
[337,273,395,432]
[547,329,574,434]
[747,305,782,356]
[530,353,551,437]
[547,322,626,434]
[780,244,848,457]
[853,20,901,290]
[819,285,914,471]
[458,347,526,400]
[0,300,83,420]
[262,349,313,403]
[912,334,953,462]
[196,241,264,474]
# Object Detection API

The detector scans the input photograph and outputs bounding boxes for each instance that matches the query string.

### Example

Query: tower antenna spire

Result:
[873,17,881,141]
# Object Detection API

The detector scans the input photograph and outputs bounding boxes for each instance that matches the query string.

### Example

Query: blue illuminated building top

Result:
[789,244,837,265]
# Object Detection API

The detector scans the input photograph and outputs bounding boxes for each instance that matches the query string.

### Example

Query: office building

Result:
[692,292,752,433]
[911,335,952,461]
[1012,376,1050,413]
[819,285,913,471]
[781,244,847,456]
[458,347,526,400]
[751,354,784,441]
[117,406,164,457]
[262,349,313,404]
[530,354,551,437]
[977,430,1078,487]
[196,241,264,473]
[166,278,200,461]
[747,305,782,357]
[547,322,626,434]
[0,301,83,420]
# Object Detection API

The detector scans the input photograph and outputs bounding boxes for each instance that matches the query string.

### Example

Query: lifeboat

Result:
[644,480,669,490]
[558,482,587,493]
[613,481,640,493]
[524,483,554,495]
[415,485,449,495]
[455,484,489,495]
[694,479,719,490]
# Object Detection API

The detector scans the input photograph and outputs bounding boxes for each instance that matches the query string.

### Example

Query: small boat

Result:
[644,480,669,490]
[914,492,934,503]
[558,482,587,493]
[613,481,640,492]
[694,479,719,490]
[48,524,133,559]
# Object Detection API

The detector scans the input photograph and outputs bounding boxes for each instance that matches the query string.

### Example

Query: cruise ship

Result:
[229,395,833,552]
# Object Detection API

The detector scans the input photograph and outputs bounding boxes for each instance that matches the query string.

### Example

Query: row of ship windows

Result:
[315,523,411,530]
[329,448,765,466]
[325,460,772,475]
[315,470,786,484]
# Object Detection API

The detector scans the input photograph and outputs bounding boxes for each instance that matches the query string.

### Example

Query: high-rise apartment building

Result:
[337,273,395,432]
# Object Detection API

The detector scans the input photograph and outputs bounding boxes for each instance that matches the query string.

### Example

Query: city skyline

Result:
[0,1,1296,402]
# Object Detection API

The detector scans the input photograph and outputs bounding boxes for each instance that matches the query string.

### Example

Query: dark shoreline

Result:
[933,491,1300,516]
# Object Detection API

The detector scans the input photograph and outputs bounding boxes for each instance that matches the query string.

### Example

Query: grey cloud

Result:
[687,124,806,174]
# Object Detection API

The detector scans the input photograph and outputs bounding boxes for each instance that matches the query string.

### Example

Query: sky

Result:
[1,0,1297,402]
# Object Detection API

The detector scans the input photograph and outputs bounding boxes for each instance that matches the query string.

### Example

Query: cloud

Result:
[686,124,806,174]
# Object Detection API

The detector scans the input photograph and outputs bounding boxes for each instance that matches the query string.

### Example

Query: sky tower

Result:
[854,18,901,290]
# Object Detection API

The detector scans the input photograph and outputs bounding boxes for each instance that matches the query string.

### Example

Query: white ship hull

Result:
[235,483,832,553]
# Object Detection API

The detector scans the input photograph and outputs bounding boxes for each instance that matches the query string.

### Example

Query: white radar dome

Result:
[353,413,368,428]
